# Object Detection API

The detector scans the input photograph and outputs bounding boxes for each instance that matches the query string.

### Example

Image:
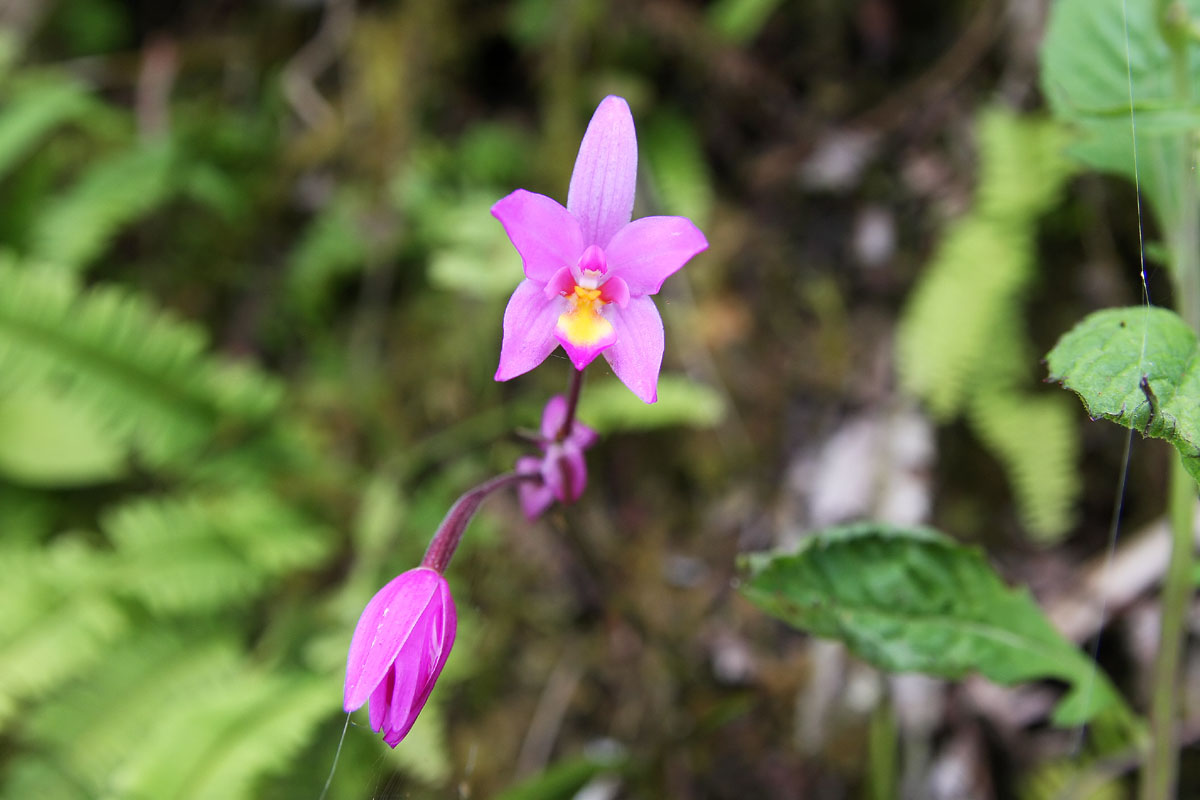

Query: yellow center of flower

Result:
[556,284,613,347]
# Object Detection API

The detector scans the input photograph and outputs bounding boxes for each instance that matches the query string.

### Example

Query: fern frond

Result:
[0,259,282,465]
[23,633,242,793]
[0,543,126,728]
[28,141,175,270]
[975,109,1074,220]
[104,489,334,613]
[0,381,127,486]
[106,669,336,800]
[897,108,1082,540]
[970,392,1081,539]
[179,674,337,800]
[896,216,1034,418]
[0,77,98,183]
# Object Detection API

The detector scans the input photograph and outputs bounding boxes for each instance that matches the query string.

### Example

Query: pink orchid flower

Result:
[492,96,709,403]
[516,394,599,519]
[343,567,456,747]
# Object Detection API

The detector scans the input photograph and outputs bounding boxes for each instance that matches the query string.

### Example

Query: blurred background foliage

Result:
[0,0,1176,798]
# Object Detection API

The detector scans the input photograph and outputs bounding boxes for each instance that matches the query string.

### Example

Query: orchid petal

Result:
[553,447,588,503]
[517,455,554,519]
[567,96,637,249]
[544,266,576,300]
[599,274,630,309]
[386,587,456,743]
[604,216,708,296]
[367,667,393,732]
[603,295,665,404]
[344,568,443,712]
[539,395,568,440]
[568,420,599,449]
[401,582,456,732]
[539,444,586,505]
[496,279,566,381]
[384,653,422,739]
[519,484,556,519]
[492,190,585,282]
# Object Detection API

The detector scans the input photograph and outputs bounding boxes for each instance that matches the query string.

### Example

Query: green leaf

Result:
[24,634,242,791]
[285,191,369,319]
[969,391,1080,540]
[1041,0,1200,228]
[706,0,784,44]
[495,751,628,800]
[0,541,127,728]
[0,259,282,465]
[104,489,334,613]
[577,374,725,433]
[427,193,524,299]
[0,77,97,183]
[739,523,1133,727]
[1046,306,1200,484]
[644,111,715,225]
[0,382,127,486]
[29,141,176,270]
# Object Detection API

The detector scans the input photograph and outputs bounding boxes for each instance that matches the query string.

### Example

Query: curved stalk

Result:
[1141,4,1199,799]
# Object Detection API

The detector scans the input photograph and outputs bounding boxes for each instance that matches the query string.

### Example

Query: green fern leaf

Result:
[897,216,1034,418]
[897,108,1081,540]
[0,542,126,728]
[0,77,98,183]
[104,489,333,613]
[107,669,335,800]
[975,108,1075,220]
[0,259,282,464]
[970,392,1081,539]
[0,381,127,486]
[179,674,337,800]
[22,633,241,792]
[29,141,176,270]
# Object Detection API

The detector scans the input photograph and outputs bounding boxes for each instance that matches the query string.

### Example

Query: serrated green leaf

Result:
[739,523,1134,727]
[1041,0,1200,228]
[1046,306,1200,484]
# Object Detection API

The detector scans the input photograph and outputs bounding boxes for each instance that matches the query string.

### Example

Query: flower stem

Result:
[1142,461,1197,800]
[1140,5,1199,799]
[556,367,585,441]
[421,472,533,573]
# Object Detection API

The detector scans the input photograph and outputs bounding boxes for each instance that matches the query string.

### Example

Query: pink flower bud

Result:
[343,567,456,747]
